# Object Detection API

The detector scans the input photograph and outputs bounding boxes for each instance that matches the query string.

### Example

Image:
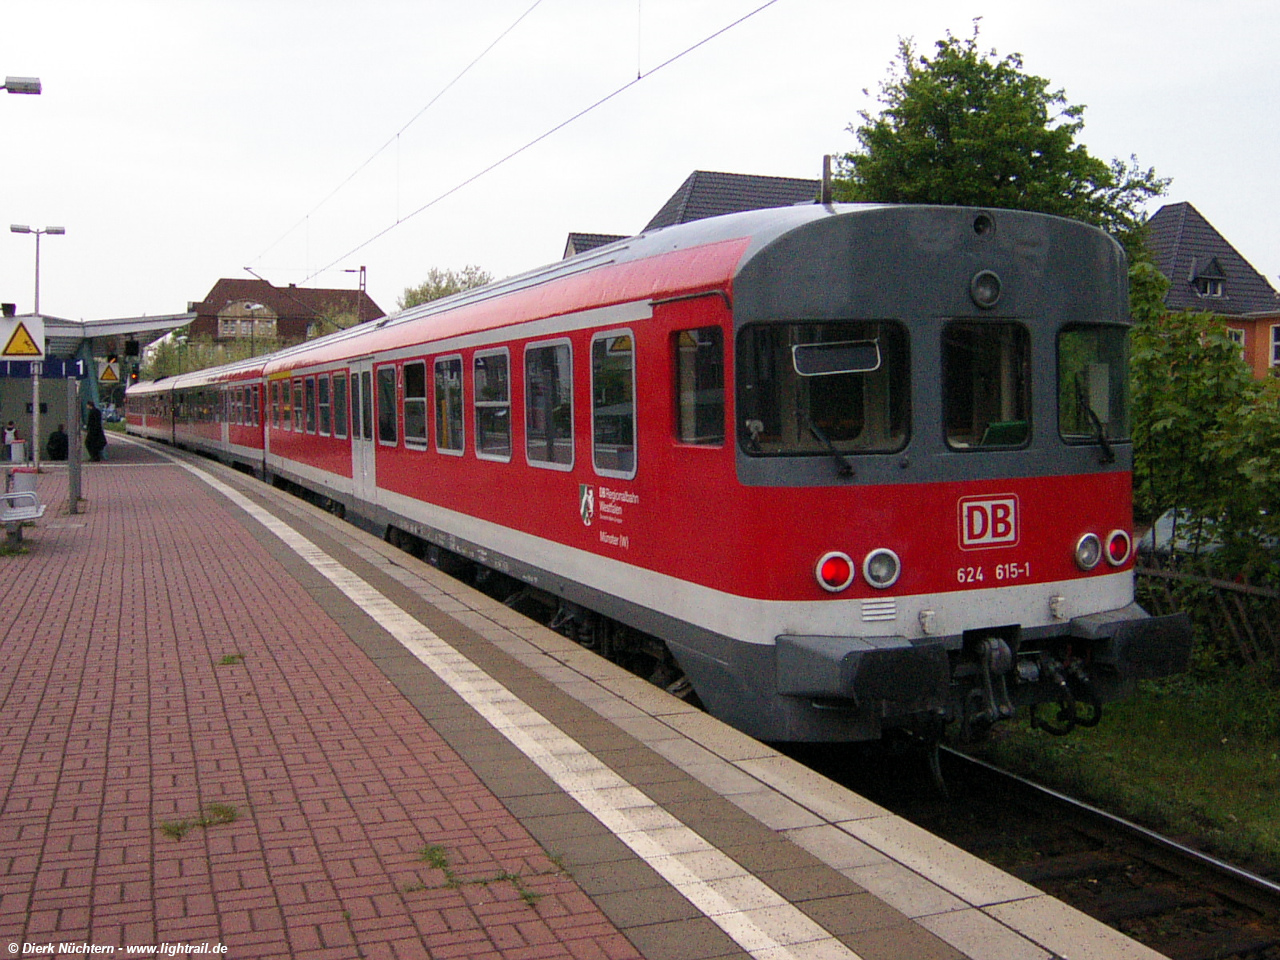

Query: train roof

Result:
[261,203,848,374]
[130,202,1126,390]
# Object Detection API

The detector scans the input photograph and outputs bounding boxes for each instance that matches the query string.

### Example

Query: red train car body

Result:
[128,204,1190,742]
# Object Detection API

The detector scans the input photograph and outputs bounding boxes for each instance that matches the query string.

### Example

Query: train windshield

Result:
[943,321,1031,449]
[1058,323,1131,443]
[737,321,909,455]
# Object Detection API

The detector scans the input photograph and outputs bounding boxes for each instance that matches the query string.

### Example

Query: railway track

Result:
[793,742,1280,960]
[373,496,1276,956]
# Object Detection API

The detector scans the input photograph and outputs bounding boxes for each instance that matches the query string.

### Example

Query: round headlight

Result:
[863,548,901,589]
[1075,533,1102,571]
[815,551,855,592]
[970,270,1002,309]
[1106,530,1132,566]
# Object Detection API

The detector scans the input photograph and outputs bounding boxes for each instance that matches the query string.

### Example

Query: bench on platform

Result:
[2,491,46,544]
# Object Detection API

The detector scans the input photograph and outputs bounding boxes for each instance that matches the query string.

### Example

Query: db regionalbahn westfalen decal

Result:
[958,495,1020,550]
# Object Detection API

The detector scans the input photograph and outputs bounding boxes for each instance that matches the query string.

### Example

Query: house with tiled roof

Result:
[1147,202,1280,378]
[562,170,821,261]
[562,232,628,259]
[642,170,820,231]
[188,278,384,345]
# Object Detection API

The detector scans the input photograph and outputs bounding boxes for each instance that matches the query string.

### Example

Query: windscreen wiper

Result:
[1076,384,1115,464]
[806,416,855,478]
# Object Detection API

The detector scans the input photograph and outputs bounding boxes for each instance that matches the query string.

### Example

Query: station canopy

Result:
[34,312,195,360]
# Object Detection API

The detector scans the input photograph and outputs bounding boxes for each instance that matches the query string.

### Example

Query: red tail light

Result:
[1106,530,1132,566]
[816,552,855,592]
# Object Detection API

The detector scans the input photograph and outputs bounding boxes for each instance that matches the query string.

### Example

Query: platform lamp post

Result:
[10,224,64,473]
[2,76,42,95]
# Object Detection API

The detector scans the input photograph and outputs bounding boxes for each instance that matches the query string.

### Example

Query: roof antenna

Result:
[820,155,833,205]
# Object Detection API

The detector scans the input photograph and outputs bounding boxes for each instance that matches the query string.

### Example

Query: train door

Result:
[350,358,377,504]
[220,385,230,448]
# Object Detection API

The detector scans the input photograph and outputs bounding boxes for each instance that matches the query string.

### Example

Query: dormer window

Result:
[1190,257,1227,299]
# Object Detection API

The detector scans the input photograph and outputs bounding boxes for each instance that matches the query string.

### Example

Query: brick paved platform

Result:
[0,439,1167,960]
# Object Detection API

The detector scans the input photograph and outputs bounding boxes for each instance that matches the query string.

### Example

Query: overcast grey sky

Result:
[3,0,1277,322]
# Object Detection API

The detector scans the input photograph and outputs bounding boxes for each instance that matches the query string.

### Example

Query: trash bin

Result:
[8,466,37,494]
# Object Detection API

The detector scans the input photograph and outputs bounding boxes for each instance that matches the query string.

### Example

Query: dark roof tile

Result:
[563,232,628,259]
[1147,202,1279,315]
[192,278,384,324]
[642,170,820,232]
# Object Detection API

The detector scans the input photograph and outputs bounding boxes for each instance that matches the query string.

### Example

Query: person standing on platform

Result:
[85,402,107,462]
[47,424,69,461]
[2,421,16,462]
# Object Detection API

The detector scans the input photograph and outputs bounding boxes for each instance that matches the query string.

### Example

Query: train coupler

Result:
[1028,655,1102,736]
[959,637,1015,741]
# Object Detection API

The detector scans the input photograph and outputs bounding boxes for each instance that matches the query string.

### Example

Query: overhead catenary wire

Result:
[248,0,548,270]
[301,0,783,284]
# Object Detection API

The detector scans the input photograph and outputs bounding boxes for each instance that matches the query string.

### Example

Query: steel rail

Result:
[941,745,1280,912]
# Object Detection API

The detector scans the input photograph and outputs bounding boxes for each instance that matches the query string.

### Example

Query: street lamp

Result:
[2,76,41,95]
[10,225,65,473]
[10,225,66,315]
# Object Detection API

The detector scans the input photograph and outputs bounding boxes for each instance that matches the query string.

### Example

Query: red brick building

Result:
[188,278,384,345]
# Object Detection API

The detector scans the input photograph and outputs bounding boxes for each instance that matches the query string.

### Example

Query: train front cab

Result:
[684,205,1193,743]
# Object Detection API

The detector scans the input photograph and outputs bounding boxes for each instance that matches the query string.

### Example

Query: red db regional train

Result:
[128,203,1191,744]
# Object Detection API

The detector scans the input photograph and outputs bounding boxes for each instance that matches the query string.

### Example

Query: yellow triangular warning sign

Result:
[2,322,41,357]
[100,363,119,382]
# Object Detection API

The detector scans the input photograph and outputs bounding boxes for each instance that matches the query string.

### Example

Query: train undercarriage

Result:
[379,521,1191,759]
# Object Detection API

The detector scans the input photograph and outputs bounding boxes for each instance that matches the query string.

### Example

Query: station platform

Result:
[0,437,1167,960]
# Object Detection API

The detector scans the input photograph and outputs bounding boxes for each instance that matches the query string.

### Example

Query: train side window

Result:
[252,384,260,427]
[434,355,464,454]
[474,349,511,462]
[675,327,724,445]
[318,375,331,436]
[333,373,348,439]
[270,381,279,429]
[376,365,398,445]
[305,376,317,434]
[361,370,373,440]
[943,321,1030,449]
[525,341,573,469]
[404,361,428,447]
[592,330,636,478]
[292,380,304,432]
[350,372,363,439]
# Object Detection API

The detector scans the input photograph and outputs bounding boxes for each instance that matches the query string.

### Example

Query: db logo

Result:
[959,495,1019,549]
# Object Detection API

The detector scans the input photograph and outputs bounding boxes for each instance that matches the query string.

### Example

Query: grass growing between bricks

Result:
[967,663,1280,873]
[158,802,240,841]
[403,844,570,907]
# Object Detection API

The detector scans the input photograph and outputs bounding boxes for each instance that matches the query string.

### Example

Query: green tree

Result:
[398,265,493,310]
[1128,260,1280,581]
[309,302,361,339]
[835,24,1168,251]
[140,332,281,379]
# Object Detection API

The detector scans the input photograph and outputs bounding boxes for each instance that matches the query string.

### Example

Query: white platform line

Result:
[180,461,866,960]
